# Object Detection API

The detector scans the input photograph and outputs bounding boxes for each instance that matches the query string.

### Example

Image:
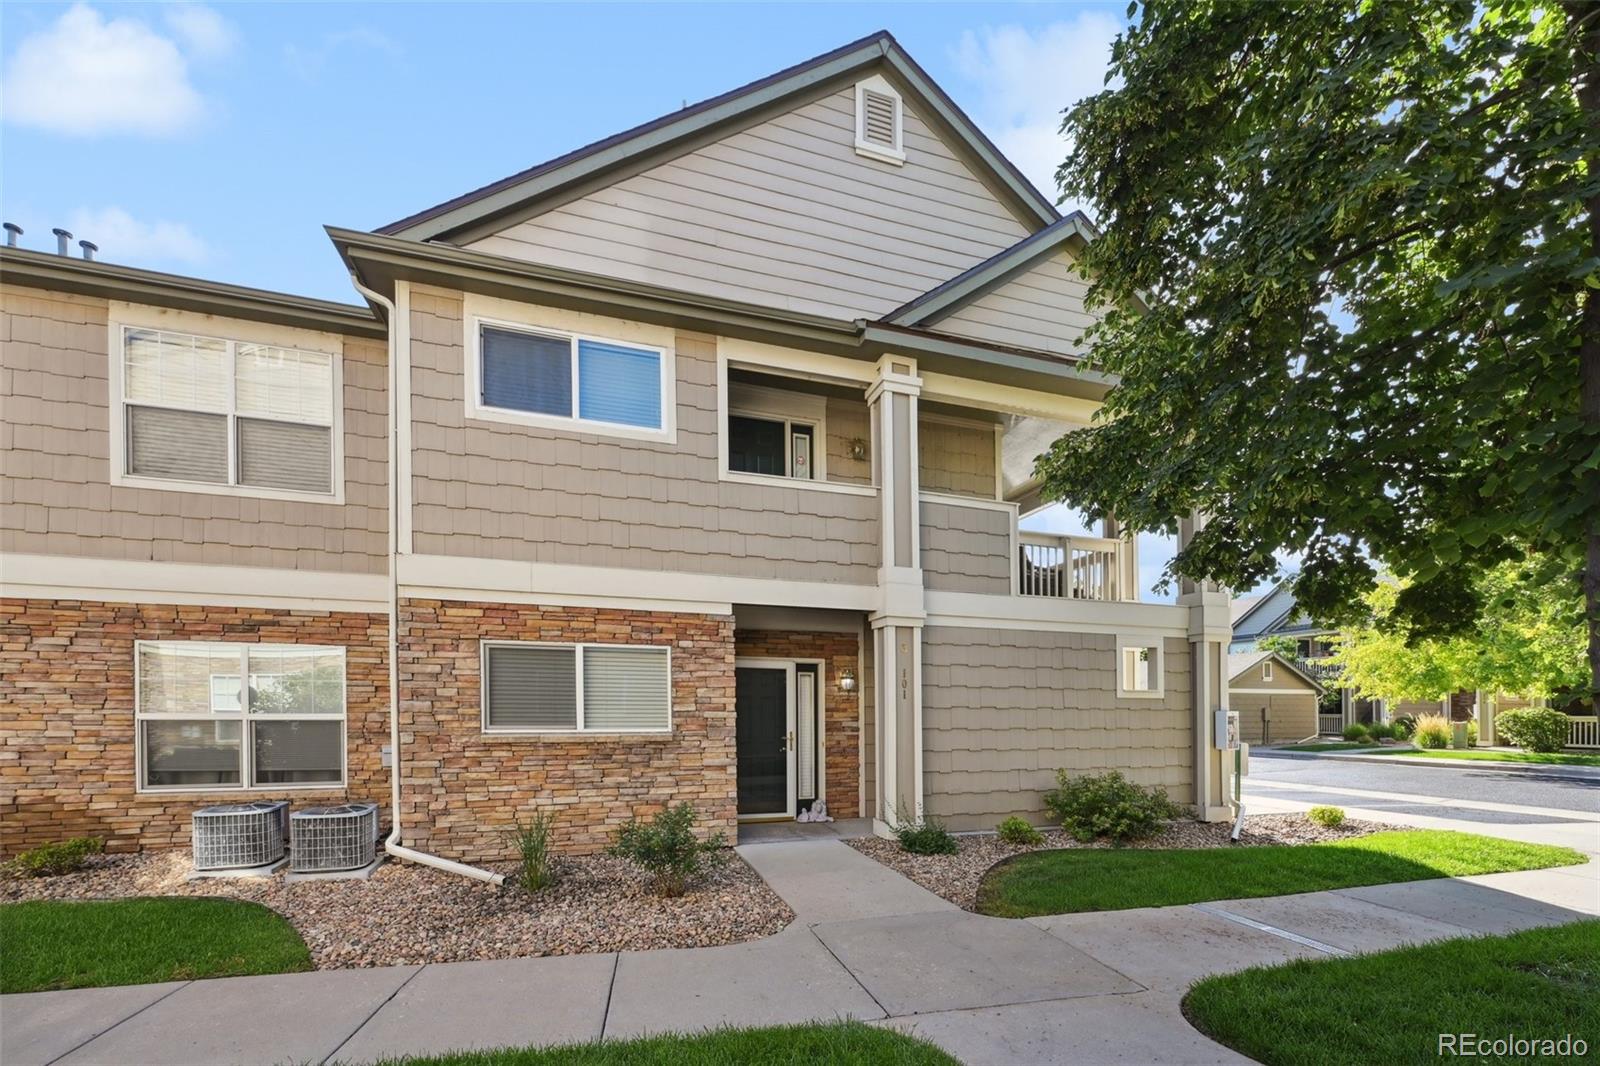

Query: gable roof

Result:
[882,212,1098,326]
[1231,578,1294,635]
[1227,651,1326,693]
[379,30,1059,244]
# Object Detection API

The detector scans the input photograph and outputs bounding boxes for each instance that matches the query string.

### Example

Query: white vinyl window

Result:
[482,642,671,734]
[1262,660,1274,682]
[117,326,338,499]
[136,642,346,791]
[1116,638,1164,699]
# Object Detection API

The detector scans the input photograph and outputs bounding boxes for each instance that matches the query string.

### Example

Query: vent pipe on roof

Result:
[79,240,98,261]
[52,228,72,255]
[3,223,21,247]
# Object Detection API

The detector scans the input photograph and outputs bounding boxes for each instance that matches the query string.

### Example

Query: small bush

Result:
[609,803,726,897]
[1496,707,1571,753]
[1043,770,1182,845]
[506,809,557,893]
[1414,713,1452,749]
[1307,805,1346,828]
[8,837,103,878]
[1366,722,1393,741]
[1342,723,1369,742]
[1390,715,1416,740]
[1466,719,1480,747]
[995,816,1044,847]
[891,813,959,855]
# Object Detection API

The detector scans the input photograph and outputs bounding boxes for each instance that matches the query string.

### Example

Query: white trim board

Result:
[1,553,388,612]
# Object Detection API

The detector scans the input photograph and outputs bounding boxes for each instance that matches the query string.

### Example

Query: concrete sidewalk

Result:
[6,831,1598,1066]
[1256,747,1600,782]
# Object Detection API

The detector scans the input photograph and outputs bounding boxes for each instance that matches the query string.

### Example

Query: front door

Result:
[735,664,794,817]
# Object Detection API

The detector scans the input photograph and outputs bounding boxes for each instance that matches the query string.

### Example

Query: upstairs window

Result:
[854,75,905,165]
[729,415,814,480]
[475,322,668,438]
[118,326,338,499]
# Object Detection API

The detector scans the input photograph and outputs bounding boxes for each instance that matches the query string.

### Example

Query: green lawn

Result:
[371,1021,957,1065]
[975,831,1586,917]
[0,897,312,993]
[1362,747,1600,767]
[1274,742,1381,752]
[1183,920,1600,1066]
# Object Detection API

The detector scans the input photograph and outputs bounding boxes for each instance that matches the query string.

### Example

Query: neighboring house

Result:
[1231,578,1379,732]
[0,31,1240,862]
[1227,651,1325,746]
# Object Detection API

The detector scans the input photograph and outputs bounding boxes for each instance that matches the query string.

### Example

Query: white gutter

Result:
[349,271,504,886]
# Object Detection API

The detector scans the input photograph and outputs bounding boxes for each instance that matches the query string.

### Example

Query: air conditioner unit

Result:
[192,801,288,872]
[290,802,379,874]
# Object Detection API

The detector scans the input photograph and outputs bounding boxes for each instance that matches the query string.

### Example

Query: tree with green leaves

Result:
[1330,561,1590,702]
[1038,0,1600,701]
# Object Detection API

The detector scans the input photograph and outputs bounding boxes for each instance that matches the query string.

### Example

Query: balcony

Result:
[1017,532,1132,602]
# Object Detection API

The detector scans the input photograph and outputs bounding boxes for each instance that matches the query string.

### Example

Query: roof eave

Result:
[0,247,385,339]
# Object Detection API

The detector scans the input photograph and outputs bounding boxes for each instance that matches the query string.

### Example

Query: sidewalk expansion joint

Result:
[43,980,193,1066]
[599,953,620,1041]
[1189,903,1351,957]
[320,964,427,1066]
[807,925,891,1020]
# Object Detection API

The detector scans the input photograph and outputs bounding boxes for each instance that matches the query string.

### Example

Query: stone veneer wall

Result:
[396,599,736,860]
[732,629,862,819]
[0,598,388,855]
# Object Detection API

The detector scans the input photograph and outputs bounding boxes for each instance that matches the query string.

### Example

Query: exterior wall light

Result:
[839,668,857,692]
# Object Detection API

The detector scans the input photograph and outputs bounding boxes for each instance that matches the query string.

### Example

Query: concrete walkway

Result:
[6,824,1598,1066]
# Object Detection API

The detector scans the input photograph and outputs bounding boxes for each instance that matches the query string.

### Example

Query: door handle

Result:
[785,730,795,752]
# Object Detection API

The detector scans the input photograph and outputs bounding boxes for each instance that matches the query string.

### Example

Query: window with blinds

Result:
[482,642,671,733]
[477,323,665,432]
[119,326,337,497]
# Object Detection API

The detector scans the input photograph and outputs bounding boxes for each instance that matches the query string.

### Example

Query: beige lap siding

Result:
[733,629,861,818]
[0,598,388,856]
[396,599,736,860]
[920,627,1193,831]
[1233,694,1318,745]
[1,287,389,572]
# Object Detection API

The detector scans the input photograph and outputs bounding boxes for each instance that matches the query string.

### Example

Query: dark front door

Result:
[736,667,788,815]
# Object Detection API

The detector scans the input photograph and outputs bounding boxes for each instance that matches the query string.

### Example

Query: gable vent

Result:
[854,76,905,165]
[862,90,897,147]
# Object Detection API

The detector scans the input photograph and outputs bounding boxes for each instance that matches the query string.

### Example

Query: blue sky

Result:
[2,2,1257,600]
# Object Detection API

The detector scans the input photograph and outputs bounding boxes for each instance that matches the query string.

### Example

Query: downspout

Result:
[349,270,503,886]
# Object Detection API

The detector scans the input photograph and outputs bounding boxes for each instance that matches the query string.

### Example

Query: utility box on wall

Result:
[1214,709,1240,751]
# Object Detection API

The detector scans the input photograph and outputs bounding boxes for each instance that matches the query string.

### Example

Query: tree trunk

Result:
[1572,1,1600,707]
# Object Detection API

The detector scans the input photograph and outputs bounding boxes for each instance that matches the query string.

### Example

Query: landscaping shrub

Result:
[1390,715,1416,740]
[1341,723,1369,742]
[1307,806,1346,828]
[995,816,1044,847]
[1366,722,1393,741]
[891,814,959,855]
[1043,770,1181,845]
[506,809,557,893]
[1414,713,1452,749]
[609,803,726,898]
[1496,707,1571,753]
[7,838,103,878]
[1466,719,1480,747]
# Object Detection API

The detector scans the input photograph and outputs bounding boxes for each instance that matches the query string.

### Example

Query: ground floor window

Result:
[482,642,671,733]
[136,641,345,790]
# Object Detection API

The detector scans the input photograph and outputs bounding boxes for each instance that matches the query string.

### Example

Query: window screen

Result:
[582,646,670,731]
[238,418,332,493]
[127,406,229,483]
[484,645,577,729]
[480,327,571,416]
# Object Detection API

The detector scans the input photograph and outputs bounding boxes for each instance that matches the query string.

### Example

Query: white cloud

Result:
[951,17,1122,211]
[163,5,237,61]
[284,27,402,81]
[67,207,209,265]
[0,3,232,137]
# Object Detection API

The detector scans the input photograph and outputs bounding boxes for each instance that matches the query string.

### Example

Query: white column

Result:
[868,355,926,832]
[1178,513,1233,821]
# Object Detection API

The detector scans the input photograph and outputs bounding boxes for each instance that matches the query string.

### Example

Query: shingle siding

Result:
[920,499,1010,594]
[407,290,880,581]
[0,286,388,572]
[468,87,1032,322]
[921,626,1193,830]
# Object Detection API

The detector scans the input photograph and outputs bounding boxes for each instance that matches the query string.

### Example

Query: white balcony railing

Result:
[1570,716,1599,749]
[1017,533,1129,601]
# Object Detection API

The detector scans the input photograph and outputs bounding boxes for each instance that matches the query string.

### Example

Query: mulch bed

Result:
[848,813,1384,910]
[0,850,794,970]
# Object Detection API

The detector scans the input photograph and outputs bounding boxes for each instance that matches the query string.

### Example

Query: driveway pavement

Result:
[1248,748,1600,813]
[6,816,1598,1065]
